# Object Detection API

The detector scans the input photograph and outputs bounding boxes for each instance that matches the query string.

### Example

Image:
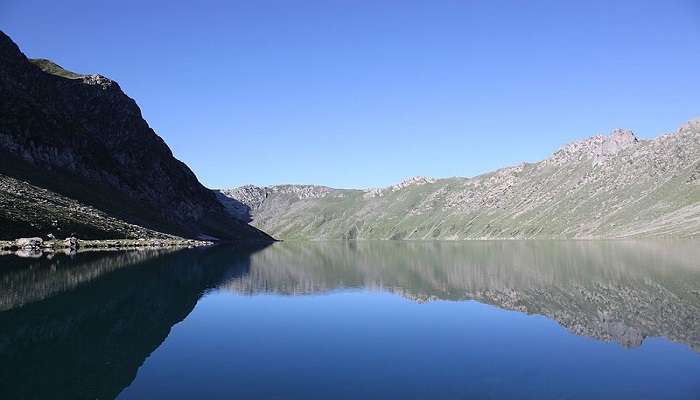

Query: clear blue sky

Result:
[2,1,700,189]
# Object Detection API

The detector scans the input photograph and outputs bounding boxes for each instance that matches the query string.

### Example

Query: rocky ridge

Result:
[546,128,639,166]
[222,119,700,240]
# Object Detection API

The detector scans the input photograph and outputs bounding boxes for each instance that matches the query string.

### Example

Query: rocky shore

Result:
[0,236,213,257]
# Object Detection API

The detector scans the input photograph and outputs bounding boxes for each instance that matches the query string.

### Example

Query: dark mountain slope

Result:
[0,172,174,240]
[0,31,271,241]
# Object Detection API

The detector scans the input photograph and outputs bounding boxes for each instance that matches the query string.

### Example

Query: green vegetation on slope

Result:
[222,121,700,240]
[29,58,84,79]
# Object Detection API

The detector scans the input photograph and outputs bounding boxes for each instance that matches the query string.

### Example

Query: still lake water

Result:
[1,240,700,399]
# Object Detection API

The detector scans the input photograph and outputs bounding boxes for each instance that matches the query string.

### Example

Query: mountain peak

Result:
[548,128,639,166]
[677,117,700,136]
[29,58,118,91]
[391,176,436,191]
[609,127,637,139]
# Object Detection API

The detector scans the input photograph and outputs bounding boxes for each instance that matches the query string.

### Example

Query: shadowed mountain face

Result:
[222,240,700,352]
[222,121,700,240]
[0,31,269,241]
[0,245,267,400]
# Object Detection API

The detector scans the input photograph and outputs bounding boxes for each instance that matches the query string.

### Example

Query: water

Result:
[1,240,700,399]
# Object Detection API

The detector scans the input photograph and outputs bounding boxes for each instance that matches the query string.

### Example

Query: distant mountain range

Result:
[221,120,700,239]
[0,31,270,241]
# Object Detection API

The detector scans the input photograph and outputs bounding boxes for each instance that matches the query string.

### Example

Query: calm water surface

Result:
[1,241,700,399]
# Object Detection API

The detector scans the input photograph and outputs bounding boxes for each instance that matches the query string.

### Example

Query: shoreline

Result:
[0,237,213,257]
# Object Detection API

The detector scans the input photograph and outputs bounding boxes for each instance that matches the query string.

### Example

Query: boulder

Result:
[15,237,43,249]
[64,237,79,249]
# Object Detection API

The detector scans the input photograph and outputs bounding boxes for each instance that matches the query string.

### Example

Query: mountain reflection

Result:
[1,240,699,399]
[0,245,267,400]
[223,240,700,351]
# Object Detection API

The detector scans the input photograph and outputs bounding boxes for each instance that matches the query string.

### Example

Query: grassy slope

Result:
[228,120,700,240]
[29,59,84,79]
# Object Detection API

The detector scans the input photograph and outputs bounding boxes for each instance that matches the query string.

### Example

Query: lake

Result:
[1,240,700,399]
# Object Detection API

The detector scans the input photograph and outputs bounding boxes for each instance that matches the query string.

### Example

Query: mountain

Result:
[221,120,700,240]
[0,31,271,241]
